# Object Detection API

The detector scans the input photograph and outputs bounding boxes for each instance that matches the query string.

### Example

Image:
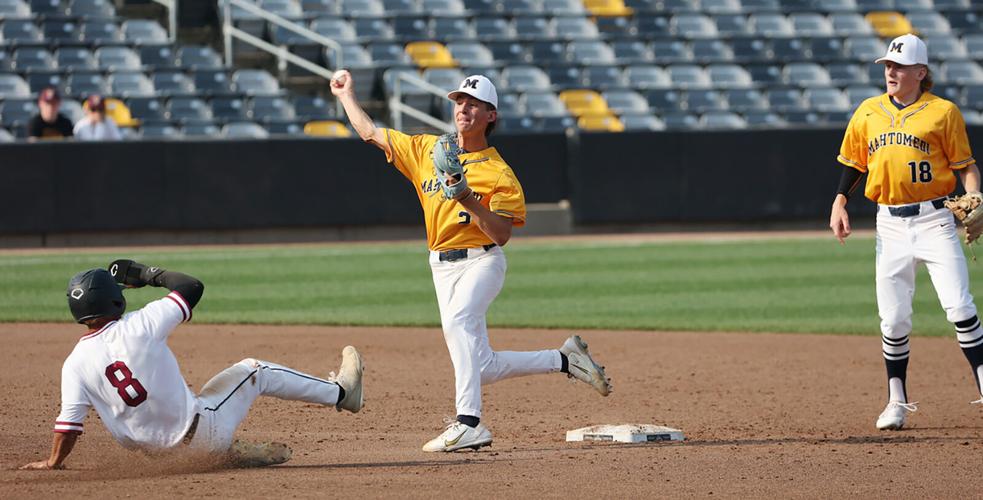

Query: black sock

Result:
[457,415,480,428]
[885,357,909,401]
[560,352,569,374]
[956,316,983,395]
[337,386,346,403]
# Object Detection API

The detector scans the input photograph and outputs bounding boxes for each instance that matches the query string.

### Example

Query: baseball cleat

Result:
[876,401,918,430]
[560,335,612,397]
[229,440,292,467]
[422,421,493,452]
[333,346,364,413]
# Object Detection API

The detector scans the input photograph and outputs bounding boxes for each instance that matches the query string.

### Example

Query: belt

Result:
[438,243,497,262]
[182,413,200,445]
[886,198,946,217]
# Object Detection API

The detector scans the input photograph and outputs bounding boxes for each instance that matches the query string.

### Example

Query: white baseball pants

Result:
[875,200,978,345]
[429,246,561,418]
[188,358,341,452]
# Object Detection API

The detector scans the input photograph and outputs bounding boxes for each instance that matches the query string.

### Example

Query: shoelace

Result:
[440,416,459,429]
[890,401,919,412]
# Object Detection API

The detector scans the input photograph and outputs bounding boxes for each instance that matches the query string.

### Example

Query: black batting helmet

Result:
[67,269,126,324]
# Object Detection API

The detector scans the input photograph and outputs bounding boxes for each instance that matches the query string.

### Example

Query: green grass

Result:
[0,236,977,336]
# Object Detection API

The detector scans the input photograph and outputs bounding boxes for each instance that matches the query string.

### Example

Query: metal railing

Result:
[219,0,453,132]
[150,0,177,43]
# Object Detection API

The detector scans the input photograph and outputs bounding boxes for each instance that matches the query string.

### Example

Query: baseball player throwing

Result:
[830,34,982,430]
[330,70,611,452]
[20,260,364,470]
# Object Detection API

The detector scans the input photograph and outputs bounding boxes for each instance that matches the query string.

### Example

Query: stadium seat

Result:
[312,17,358,42]
[1,19,44,44]
[405,41,457,68]
[964,34,983,57]
[691,39,734,63]
[845,85,881,108]
[636,14,672,37]
[153,72,197,97]
[260,0,304,20]
[805,87,850,112]
[612,40,654,64]
[542,0,585,15]
[27,73,63,94]
[423,0,466,13]
[906,11,951,36]
[393,16,431,41]
[232,69,282,96]
[81,20,123,44]
[662,0,699,11]
[702,111,746,129]
[475,17,515,41]
[293,95,336,120]
[546,65,582,89]
[687,89,727,112]
[830,13,874,36]
[368,42,415,65]
[28,0,61,14]
[791,13,833,37]
[602,89,649,114]
[744,110,786,127]
[942,60,983,85]
[784,62,832,87]
[68,0,116,18]
[626,64,671,89]
[748,63,783,85]
[0,99,36,128]
[102,98,139,127]
[211,96,248,121]
[895,0,933,9]
[714,14,752,37]
[964,110,983,126]
[672,13,718,39]
[178,46,224,70]
[668,64,711,89]
[43,19,79,43]
[945,10,979,34]
[59,99,84,125]
[662,111,699,129]
[559,89,611,117]
[767,87,807,111]
[731,38,770,63]
[514,16,555,40]
[784,110,825,126]
[582,65,625,89]
[122,20,169,45]
[827,62,869,85]
[110,72,156,98]
[95,46,143,71]
[772,38,810,63]
[924,35,968,61]
[702,0,741,13]
[304,119,352,137]
[541,115,576,131]
[749,13,794,37]
[140,45,179,69]
[446,42,495,66]
[555,16,600,40]
[13,47,56,72]
[707,64,753,88]
[725,88,768,111]
[855,0,894,10]
[595,16,633,37]
[652,39,693,63]
[341,0,385,16]
[529,40,567,64]
[433,17,474,40]
[496,116,540,133]
[183,123,222,137]
[646,88,684,112]
[967,85,983,110]
[248,96,297,123]
[620,114,665,131]
[845,36,885,61]
[865,12,914,38]
[521,90,568,117]
[127,97,166,122]
[64,72,109,98]
[568,41,615,65]
[462,0,496,13]
[193,69,236,96]
[222,122,269,139]
[501,66,551,92]
[351,18,394,41]
[578,114,624,132]
[302,0,342,16]
[810,37,847,63]
[0,128,14,142]
[140,123,183,139]
[932,83,964,105]
[56,47,97,71]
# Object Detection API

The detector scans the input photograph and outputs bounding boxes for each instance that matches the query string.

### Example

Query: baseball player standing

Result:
[330,70,611,452]
[829,34,982,430]
[20,260,364,470]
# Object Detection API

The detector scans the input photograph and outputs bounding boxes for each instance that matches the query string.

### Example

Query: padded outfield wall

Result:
[2,127,980,236]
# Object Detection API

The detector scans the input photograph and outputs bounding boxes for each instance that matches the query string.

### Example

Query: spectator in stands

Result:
[27,88,73,141]
[73,95,122,141]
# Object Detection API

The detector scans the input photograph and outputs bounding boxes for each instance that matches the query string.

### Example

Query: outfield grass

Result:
[0,236,978,336]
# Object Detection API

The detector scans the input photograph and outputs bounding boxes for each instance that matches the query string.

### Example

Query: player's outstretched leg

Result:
[422,418,493,452]
[560,335,612,396]
[333,345,364,413]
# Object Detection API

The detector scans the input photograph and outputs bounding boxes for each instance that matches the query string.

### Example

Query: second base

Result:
[566,424,685,443]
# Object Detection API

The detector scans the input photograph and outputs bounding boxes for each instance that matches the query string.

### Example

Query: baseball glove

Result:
[944,192,983,244]
[431,133,470,201]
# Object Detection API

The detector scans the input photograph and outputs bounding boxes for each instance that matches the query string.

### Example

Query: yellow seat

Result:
[304,120,352,138]
[87,98,139,127]
[559,89,611,118]
[865,12,915,38]
[405,41,457,69]
[582,0,633,17]
[578,114,625,132]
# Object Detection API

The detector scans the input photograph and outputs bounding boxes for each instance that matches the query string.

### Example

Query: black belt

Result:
[887,198,946,217]
[182,413,200,445]
[438,243,497,262]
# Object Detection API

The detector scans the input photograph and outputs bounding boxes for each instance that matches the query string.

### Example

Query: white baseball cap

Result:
[875,33,929,66]
[446,74,498,109]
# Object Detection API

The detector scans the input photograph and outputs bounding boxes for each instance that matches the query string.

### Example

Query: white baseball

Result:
[331,71,347,86]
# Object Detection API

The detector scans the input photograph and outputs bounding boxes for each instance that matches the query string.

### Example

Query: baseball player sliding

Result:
[330,70,612,452]
[830,34,982,430]
[20,260,364,470]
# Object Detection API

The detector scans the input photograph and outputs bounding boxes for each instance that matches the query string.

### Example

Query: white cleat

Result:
[422,421,493,452]
[229,440,292,467]
[333,346,364,413]
[560,335,612,396]
[876,401,917,430]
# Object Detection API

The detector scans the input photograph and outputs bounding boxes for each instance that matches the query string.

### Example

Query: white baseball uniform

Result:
[54,291,342,452]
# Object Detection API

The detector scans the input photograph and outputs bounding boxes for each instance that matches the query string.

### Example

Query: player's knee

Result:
[880,317,911,340]
[947,306,978,325]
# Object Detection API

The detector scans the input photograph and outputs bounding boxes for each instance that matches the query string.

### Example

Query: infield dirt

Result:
[3,323,983,498]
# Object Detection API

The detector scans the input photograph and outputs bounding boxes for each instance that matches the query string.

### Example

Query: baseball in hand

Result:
[331,71,347,87]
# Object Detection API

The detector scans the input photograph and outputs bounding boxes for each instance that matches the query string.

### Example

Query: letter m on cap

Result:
[890,42,904,53]
[463,78,479,89]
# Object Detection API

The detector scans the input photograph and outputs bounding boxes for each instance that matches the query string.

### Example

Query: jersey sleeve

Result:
[943,105,976,170]
[127,291,192,342]
[384,128,433,183]
[54,358,90,434]
[489,169,527,227]
[837,108,868,172]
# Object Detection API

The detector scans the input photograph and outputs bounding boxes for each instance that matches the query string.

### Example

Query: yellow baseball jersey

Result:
[384,129,526,251]
[838,92,976,205]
